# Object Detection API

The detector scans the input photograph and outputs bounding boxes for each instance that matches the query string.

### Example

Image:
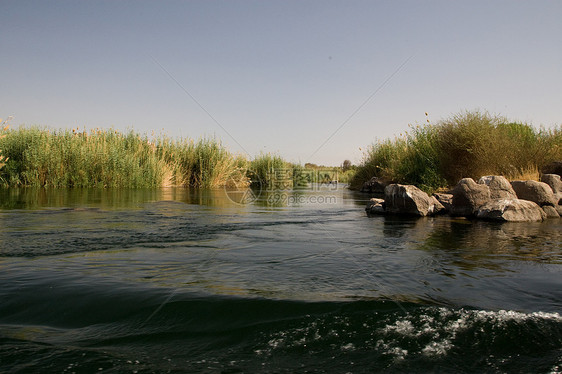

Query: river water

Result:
[0,187,560,373]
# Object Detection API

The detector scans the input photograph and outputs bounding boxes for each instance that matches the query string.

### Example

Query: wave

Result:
[1,293,561,373]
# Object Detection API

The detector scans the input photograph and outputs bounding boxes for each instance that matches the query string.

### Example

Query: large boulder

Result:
[451,178,491,216]
[361,177,392,194]
[477,199,547,222]
[478,175,517,199]
[541,174,562,199]
[540,174,562,216]
[384,184,434,216]
[511,180,557,207]
[365,198,385,215]
[541,174,562,193]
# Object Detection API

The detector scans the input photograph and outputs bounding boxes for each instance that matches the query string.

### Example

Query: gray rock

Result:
[361,177,391,194]
[433,193,453,213]
[365,198,385,215]
[476,199,547,222]
[451,178,491,216]
[541,174,562,216]
[429,196,446,215]
[478,175,517,199]
[542,205,560,218]
[511,180,557,207]
[540,174,562,194]
[384,184,433,216]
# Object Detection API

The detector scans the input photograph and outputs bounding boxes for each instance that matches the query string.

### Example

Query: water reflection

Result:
[0,187,244,210]
[0,187,560,307]
[401,217,562,271]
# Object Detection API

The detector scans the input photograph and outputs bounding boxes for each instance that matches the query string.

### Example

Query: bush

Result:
[350,110,562,193]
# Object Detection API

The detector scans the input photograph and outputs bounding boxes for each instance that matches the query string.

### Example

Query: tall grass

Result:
[158,136,248,189]
[350,110,562,193]
[249,152,290,189]
[0,126,355,190]
[0,127,247,188]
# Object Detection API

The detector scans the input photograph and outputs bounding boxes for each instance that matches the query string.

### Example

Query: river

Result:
[0,187,560,373]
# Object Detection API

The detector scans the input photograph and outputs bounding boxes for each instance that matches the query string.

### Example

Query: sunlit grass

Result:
[0,127,247,188]
[0,126,357,189]
[350,110,562,193]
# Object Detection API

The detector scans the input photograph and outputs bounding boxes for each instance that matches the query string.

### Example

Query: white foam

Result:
[376,307,561,358]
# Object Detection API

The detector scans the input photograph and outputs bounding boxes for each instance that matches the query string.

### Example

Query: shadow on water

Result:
[405,217,562,266]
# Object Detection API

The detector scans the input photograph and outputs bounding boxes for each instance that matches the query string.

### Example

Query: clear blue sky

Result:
[2,0,561,166]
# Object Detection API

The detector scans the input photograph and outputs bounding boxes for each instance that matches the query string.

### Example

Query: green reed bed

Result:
[350,110,562,193]
[0,127,247,188]
[249,152,289,188]
[156,136,248,189]
[0,126,352,190]
[247,153,350,189]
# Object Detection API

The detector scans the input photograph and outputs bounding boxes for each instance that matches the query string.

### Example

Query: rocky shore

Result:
[365,174,562,222]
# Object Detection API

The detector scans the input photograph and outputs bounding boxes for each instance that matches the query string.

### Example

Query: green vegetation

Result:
[0,126,354,189]
[249,152,289,188]
[0,127,247,188]
[8,109,553,193]
[350,110,562,193]
[247,154,355,189]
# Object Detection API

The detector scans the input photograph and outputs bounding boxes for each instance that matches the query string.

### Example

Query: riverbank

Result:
[365,174,562,222]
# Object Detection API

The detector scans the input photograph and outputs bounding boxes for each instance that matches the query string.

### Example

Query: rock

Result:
[384,184,433,216]
[541,161,562,177]
[478,175,517,199]
[361,177,391,194]
[540,174,562,194]
[429,196,446,215]
[365,198,385,215]
[451,178,491,217]
[542,205,560,218]
[540,174,562,216]
[476,199,547,222]
[433,193,453,213]
[511,180,557,207]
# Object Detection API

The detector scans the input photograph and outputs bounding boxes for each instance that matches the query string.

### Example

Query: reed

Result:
[249,152,289,189]
[350,110,562,193]
[157,136,248,189]
[0,127,248,188]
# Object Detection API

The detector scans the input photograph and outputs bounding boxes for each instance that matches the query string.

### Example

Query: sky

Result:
[1,0,561,166]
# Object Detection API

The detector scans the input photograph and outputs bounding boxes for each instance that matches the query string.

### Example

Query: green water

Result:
[0,187,560,373]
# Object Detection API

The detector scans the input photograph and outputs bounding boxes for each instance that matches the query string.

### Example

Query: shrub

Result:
[350,110,562,193]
